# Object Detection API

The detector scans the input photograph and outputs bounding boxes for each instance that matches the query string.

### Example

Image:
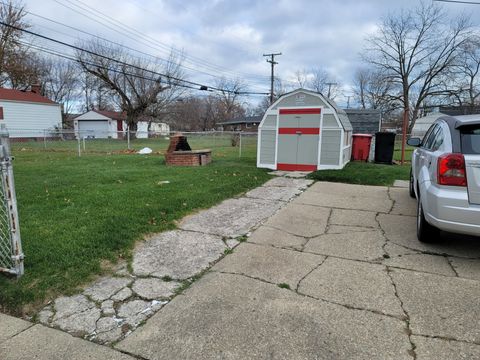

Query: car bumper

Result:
[424,183,480,237]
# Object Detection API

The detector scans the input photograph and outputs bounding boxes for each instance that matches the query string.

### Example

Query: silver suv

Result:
[407,115,480,242]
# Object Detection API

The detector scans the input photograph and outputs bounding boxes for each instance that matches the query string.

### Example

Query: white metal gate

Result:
[0,125,24,277]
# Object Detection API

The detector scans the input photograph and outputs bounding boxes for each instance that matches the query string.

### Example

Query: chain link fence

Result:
[9,129,258,158]
[0,125,23,277]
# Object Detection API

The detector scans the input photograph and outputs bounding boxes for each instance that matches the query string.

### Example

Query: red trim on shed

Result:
[279,108,321,115]
[277,163,317,171]
[278,127,320,135]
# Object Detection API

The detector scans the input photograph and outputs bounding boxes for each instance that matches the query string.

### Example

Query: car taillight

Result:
[437,153,467,186]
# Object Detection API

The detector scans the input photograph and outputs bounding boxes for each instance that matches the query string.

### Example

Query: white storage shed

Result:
[257,89,353,171]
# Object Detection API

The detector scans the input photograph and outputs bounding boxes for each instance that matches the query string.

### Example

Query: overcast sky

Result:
[23,0,480,107]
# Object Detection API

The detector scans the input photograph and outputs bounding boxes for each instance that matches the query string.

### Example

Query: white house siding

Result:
[0,100,62,138]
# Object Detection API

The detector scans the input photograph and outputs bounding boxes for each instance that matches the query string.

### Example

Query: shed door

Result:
[78,120,109,138]
[277,108,321,171]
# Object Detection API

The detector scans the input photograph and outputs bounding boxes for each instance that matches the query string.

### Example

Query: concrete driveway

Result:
[116,181,480,360]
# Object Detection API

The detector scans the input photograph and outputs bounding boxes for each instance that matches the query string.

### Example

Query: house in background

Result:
[344,109,382,135]
[74,110,170,139]
[218,115,262,132]
[0,86,62,139]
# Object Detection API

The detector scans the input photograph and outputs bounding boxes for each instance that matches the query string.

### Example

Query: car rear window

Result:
[460,125,480,154]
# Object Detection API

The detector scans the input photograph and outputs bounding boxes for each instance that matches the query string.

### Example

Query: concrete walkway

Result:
[2,181,480,359]
[116,182,480,360]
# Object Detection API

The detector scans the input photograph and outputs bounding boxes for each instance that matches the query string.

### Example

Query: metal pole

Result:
[127,128,131,150]
[83,137,86,151]
[0,124,23,277]
[239,132,242,158]
[43,129,47,149]
[77,137,81,157]
[401,108,409,165]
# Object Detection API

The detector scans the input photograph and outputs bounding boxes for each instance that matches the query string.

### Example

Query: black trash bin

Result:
[374,132,396,164]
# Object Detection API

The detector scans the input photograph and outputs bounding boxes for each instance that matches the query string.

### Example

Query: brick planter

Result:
[165,133,211,166]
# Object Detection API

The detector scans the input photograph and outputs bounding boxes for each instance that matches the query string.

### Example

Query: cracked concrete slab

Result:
[53,295,96,321]
[248,225,307,250]
[391,269,480,343]
[132,278,180,300]
[448,257,480,281]
[384,253,456,277]
[0,324,134,360]
[412,335,480,359]
[245,185,302,202]
[116,272,411,360]
[213,242,323,287]
[262,177,313,189]
[179,197,283,237]
[326,225,378,234]
[389,188,416,216]
[378,214,480,258]
[384,242,419,257]
[264,203,329,237]
[294,182,392,212]
[329,209,379,228]
[304,231,386,262]
[0,313,31,344]
[84,277,132,302]
[53,307,101,336]
[298,257,404,317]
[132,230,226,279]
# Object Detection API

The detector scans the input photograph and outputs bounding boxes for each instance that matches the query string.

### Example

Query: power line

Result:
[0,0,270,91]
[53,0,272,83]
[0,21,269,96]
[433,0,480,4]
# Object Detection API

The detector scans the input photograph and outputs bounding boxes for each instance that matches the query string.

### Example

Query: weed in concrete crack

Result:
[237,235,248,243]
[161,275,173,282]
[383,254,391,259]
[224,248,234,255]
[277,283,291,290]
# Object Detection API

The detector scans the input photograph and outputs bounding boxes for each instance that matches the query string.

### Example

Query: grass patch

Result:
[277,283,291,290]
[308,161,410,186]
[0,142,269,314]
[223,248,234,255]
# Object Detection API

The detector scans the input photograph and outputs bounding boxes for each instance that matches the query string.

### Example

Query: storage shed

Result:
[257,89,353,171]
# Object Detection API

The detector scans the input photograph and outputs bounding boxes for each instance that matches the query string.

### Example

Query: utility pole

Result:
[346,95,352,109]
[325,82,337,99]
[263,52,282,104]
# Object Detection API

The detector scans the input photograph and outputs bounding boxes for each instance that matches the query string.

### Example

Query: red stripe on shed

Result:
[279,108,321,115]
[277,163,317,171]
[278,128,320,135]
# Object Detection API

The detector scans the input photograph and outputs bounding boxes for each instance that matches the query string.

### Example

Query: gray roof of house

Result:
[218,115,262,125]
[344,109,381,135]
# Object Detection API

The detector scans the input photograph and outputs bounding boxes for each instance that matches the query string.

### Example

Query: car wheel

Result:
[409,168,416,198]
[416,195,439,243]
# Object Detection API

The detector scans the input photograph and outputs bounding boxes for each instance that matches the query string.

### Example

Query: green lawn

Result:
[0,141,269,315]
[308,161,410,186]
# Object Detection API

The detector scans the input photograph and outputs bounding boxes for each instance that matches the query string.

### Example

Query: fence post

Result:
[127,128,131,150]
[43,129,47,150]
[0,124,24,277]
[77,137,81,157]
[239,132,242,158]
[83,137,86,152]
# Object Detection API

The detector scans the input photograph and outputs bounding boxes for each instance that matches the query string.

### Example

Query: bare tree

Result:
[210,77,246,124]
[444,35,480,109]
[293,68,340,99]
[352,67,399,115]
[40,58,81,118]
[76,39,185,136]
[0,0,44,88]
[364,1,471,132]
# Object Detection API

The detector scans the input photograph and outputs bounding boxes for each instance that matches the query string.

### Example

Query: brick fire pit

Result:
[165,133,212,166]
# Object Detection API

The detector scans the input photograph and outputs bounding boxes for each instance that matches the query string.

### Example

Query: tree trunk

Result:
[128,119,137,140]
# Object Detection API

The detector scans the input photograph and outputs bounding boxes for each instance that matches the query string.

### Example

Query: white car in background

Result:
[407,115,480,242]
